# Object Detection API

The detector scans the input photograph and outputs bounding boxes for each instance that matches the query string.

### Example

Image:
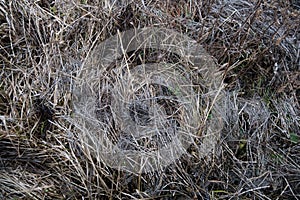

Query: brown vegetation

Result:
[0,0,299,199]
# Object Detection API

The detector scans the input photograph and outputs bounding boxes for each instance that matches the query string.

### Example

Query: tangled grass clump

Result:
[72,27,224,173]
[0,0,299,199]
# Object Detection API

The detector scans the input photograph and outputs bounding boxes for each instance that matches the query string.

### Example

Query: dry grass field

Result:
[0,0,299,199]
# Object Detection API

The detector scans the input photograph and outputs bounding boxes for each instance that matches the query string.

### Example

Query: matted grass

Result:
[0,0,299,199]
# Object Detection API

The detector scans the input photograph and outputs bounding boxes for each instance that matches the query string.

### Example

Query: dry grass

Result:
[0,0,299,199]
